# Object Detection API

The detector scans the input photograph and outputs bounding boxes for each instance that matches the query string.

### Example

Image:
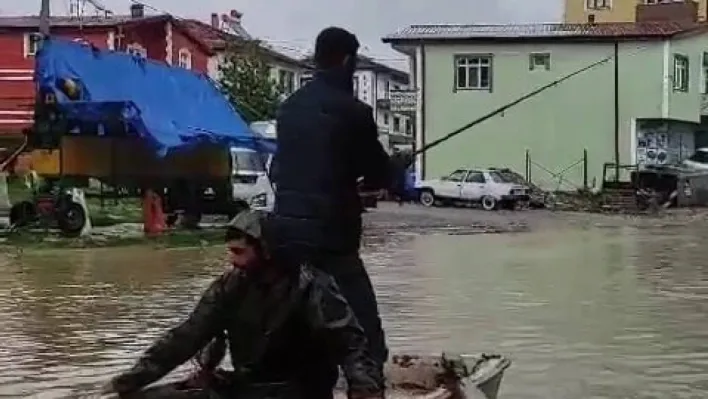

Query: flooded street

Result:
[2,205,708,398]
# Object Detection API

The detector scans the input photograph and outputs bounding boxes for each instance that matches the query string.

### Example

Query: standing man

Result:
[269,26,392,389]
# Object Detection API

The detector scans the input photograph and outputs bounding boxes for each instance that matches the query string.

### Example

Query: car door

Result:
[460,170,487,201]
[437,169,468,198]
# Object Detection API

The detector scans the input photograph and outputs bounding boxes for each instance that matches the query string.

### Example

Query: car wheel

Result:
[419,190,436,207]
[481,195,498,211]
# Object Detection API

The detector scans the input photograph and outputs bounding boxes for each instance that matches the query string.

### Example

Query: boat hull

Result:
[107,353,510,399]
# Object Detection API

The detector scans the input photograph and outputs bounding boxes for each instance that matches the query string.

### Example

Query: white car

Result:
[416,168,530,210]
[681,148,708,170]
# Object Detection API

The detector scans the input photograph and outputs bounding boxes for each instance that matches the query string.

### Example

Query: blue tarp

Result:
[35,38,275,156]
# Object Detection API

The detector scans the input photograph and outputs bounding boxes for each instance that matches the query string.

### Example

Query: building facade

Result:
[384,22,708,190]
[189,10,311,99]
[565,0,707,23]
[0,4,209,139]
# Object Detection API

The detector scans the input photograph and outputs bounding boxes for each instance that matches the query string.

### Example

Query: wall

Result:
[170,23,208,72]
[121,21,167,61]
[565,0,707,23]
[564,0,638,23]
[666,33,708,123]
[0,27,111,134]
[421,40,665,190]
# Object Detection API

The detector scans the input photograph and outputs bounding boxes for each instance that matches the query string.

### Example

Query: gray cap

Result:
[227,209,264,240]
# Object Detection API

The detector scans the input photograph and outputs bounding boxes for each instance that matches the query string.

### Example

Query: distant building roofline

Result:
[382,21,708,44]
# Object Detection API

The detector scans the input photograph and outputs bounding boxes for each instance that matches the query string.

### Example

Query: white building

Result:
[302,56,414,153]
[193,10,311,98]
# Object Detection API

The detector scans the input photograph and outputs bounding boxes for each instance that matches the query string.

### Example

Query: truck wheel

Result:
[57,202,87,237]
[481,195,498,211]
[419,189,436,207]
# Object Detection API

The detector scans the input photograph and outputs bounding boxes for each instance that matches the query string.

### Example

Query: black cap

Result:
[314,27,359,68]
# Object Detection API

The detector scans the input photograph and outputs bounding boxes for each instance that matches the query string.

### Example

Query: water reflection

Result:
[1,225,708,398]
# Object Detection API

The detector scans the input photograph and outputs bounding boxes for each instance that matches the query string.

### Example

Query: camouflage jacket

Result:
[111,264,383,397]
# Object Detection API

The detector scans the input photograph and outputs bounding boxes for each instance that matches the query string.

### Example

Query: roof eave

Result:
[382,35,676,44]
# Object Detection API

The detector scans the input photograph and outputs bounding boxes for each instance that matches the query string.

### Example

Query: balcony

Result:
[376,90,417,112]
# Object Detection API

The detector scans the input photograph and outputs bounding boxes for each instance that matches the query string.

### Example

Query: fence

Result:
[524,149,589,192]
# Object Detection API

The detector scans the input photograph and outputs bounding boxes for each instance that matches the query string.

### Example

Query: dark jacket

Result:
[111,264,383,398]
[270,68,392,255]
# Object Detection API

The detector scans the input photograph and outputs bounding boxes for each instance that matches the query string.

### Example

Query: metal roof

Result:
[0,15,161,28]
[382,22,708,42]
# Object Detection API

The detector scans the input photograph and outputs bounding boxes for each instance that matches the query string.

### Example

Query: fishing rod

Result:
[409,52,619,161]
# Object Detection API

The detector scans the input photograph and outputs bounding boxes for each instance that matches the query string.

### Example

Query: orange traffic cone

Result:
[143,189,166,236]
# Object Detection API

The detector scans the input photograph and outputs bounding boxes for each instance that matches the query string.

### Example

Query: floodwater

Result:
[2,217,708,398]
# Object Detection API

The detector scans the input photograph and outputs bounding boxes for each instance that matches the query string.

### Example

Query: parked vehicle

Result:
[230,147,274,212]
[416,168,529,210]
[681,148,708,170]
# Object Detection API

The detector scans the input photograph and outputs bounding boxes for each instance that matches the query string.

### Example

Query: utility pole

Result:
[39,0,51,36]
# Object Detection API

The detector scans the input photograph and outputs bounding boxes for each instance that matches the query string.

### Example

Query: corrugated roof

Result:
[382,21,708,42]
[0,15,164,28]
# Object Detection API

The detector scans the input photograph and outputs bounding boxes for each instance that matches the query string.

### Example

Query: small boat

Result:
[109,353,510,399]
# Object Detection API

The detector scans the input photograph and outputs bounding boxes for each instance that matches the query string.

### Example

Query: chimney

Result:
[587,14,595,24]
[211,13,219,28]
[130,3,144,18]
[636,0,698,23]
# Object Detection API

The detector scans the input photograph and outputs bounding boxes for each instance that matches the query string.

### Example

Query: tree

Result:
[218,39,282,123]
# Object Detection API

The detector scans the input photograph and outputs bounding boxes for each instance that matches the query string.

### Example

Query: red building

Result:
[0,4,217,141]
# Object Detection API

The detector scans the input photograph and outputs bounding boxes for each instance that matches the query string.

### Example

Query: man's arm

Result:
[353,102,392,191]
[307,272,384,398]
[110,274,231,394]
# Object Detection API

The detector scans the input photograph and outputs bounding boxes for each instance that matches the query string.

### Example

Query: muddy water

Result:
[2,223,708,398]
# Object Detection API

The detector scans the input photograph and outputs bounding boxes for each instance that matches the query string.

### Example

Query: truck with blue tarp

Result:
[12,38,275,233]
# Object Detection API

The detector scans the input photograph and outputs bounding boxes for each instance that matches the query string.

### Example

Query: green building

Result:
[383,22,708,190]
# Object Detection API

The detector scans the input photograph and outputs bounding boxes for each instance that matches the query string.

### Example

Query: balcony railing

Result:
[389,89,417,112]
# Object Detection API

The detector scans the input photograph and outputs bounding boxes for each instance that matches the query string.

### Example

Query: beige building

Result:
[565,0,707,23]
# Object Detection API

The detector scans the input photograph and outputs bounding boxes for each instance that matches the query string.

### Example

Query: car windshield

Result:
[231,150,267,172]
[488,171,514,183]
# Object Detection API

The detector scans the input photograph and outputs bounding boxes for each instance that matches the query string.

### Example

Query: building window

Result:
[393,116,401,132]
[278,69,295,95]
[405,119,412,135]
[126,43,147,58]
[673,54,689,92]
[353,76,359,97]
[383,113,389,125]
[455,55,492,91]
[585,0,611,10]
[529,53,551,71]
[178,48,192,69]
[24,33,42,57]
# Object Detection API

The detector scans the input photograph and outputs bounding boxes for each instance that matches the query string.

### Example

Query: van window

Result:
[232,150,267,172]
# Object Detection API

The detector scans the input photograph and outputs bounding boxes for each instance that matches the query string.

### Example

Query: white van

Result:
[230,147,274,212]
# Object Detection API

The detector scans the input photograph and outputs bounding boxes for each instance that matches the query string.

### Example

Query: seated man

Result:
[102,210,383,399]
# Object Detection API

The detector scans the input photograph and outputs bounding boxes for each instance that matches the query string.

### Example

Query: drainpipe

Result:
[614,41,620,182]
